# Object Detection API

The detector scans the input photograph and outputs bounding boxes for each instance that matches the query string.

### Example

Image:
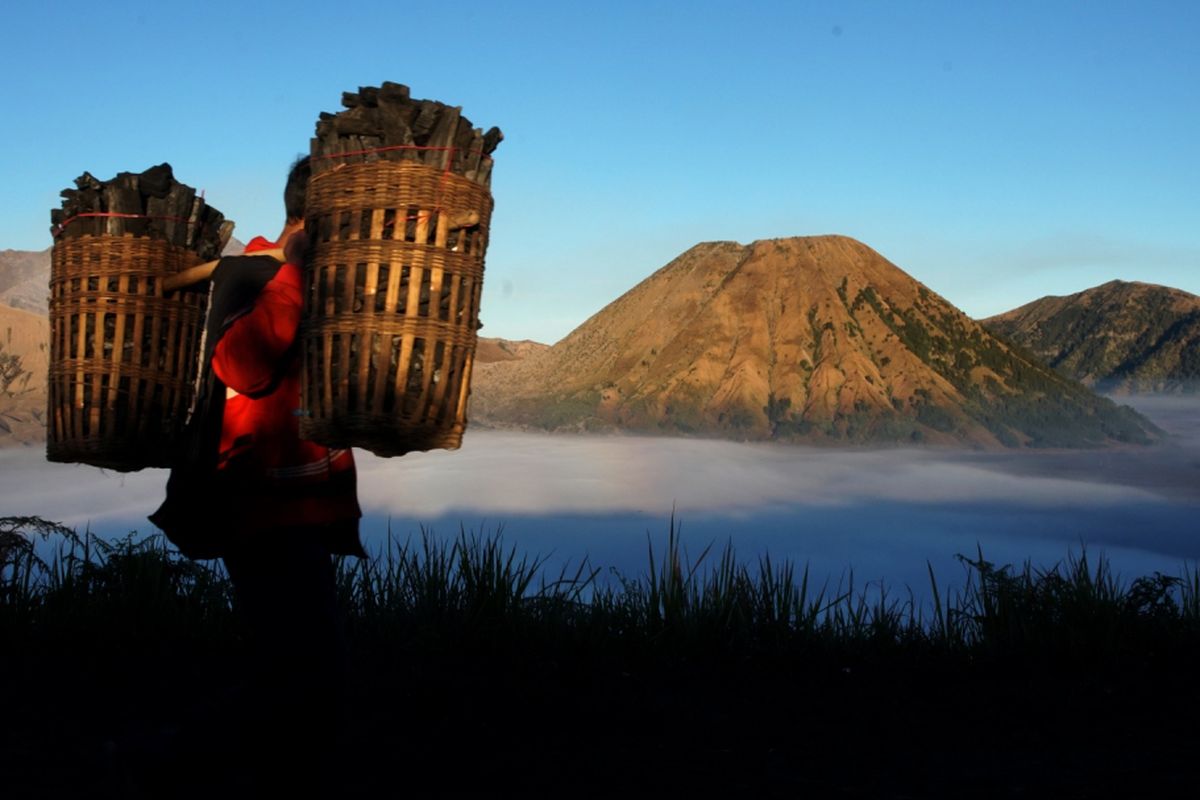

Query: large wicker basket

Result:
[47,234,209,471]
[300,160,492,456]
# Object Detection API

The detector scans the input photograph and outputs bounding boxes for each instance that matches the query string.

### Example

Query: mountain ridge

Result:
[982,280,1200,394]
[0,247,51,313]
[0,237,1170,449]
[0,236,245,447]
[471,236,1157,448]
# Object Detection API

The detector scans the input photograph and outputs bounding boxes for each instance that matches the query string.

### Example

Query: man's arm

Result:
[163,247,285,292]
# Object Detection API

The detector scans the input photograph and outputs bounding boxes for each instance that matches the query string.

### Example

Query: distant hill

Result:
[982,281,1200,394]
[0,238,244,316]
[0,248,50,314]
[475,337,550,364]
[0,304,49,446]
[470,236,1156,448]
[0,237,245,448]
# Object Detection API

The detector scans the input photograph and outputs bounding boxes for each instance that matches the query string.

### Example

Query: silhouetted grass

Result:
[2,516,235,651]
[5,513,1199,673]
[7,514,1200,797]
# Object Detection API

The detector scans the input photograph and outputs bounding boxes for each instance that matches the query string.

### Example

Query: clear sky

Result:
[2,0,1196,343]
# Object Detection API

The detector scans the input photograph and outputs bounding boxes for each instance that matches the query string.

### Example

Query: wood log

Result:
[475,156,493,187]
[361,135,383,162]
[163,184,195,247]
[411,102,441,145]
[75,172,104,192]
[462,128,484,178]
[482,127,503,155]
[379,81,410,103]
[378,100,414,147]
[218,221,235,253]
[311,83,501,187]
[334,106,383,137]
[452,119,475,174]
[103,173,141,236]
[426,106,461,172]
[184,196,203,249]
[138,163,173,199]
[77,188,103,236]
[194,206,227,261]
[146,195,171,241]
[358,86,379,106]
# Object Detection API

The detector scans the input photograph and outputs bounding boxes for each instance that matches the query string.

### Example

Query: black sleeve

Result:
[204,255,284,359]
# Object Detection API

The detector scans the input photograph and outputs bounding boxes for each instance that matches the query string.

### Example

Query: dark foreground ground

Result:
[5,523,1200,798]
[4,641,1199,799]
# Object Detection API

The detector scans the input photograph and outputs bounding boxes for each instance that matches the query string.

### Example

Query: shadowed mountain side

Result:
[470,236,1157,448]
[982,280,1200,395]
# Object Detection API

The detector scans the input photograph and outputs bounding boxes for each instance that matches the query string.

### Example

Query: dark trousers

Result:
[221,527,349,789]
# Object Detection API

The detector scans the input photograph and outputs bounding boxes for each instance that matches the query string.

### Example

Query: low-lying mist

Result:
[3,395,1197,602]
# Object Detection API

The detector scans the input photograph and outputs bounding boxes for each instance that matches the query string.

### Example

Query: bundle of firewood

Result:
[50,163,232,261]
[311,82,503,186]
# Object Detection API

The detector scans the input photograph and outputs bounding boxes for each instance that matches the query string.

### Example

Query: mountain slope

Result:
[982,281,1200,394]
[0,238,247,447]
[475,338,550,364]
[0,237,245,316]
[0,248,51,313]
[471,236,1156,448]
[0,304,49,445]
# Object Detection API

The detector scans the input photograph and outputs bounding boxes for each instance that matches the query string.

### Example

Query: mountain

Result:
[470,236,1156,448]
[0,238,245,317]
[0,248,51,314]
[0,304,49,445]
[0,248,53,445]
[981,281,1200,394]
[0,237,246,447]
[475,337,550,364]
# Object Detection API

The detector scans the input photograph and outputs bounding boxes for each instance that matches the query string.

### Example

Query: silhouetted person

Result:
[151,156,363,792]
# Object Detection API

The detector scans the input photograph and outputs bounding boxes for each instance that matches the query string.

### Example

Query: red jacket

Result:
[211,236,361,546]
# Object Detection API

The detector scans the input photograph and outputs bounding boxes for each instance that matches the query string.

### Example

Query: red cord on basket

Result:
[312,143,492,231]
[52,212,194,239]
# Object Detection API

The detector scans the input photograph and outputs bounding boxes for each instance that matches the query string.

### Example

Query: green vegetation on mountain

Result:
[472,236,1158,448]
[982,280,1200,395]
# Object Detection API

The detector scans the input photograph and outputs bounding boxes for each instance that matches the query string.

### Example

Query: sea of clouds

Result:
[3,396,1197,600]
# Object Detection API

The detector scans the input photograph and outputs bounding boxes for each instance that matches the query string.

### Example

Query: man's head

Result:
[284,155,311,223]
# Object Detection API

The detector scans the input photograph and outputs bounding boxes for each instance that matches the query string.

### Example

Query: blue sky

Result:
[1,0,1196,343]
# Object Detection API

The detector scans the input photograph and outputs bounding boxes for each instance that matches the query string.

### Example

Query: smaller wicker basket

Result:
[299,160,492,456]
[47,234,209,471]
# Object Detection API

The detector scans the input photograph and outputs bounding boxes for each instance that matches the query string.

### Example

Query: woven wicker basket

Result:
[300,160,492,456]
[47,234,208,471]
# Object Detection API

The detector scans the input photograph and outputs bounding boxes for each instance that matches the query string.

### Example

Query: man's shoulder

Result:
[243,235,278,254]
[271,262,303,290]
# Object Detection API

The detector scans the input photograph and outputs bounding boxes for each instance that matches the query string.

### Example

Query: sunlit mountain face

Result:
[472,236,1157,448]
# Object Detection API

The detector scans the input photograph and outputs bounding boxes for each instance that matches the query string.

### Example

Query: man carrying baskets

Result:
[150,156,363,786]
